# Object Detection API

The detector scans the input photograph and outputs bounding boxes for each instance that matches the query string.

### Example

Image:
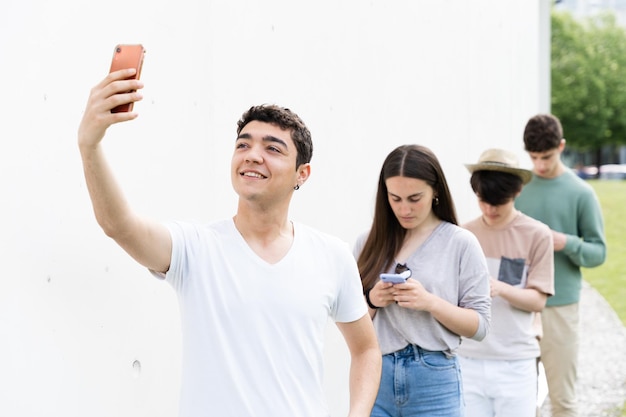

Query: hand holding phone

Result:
[108,44,145,113]
[380,269,412,284]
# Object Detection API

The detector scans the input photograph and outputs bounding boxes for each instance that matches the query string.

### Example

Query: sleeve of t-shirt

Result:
[526,224,555,296]
[333,240,368,323]
[149,221,188,293]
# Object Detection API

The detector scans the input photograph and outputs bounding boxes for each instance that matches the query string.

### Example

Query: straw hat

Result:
[465,148,533,184]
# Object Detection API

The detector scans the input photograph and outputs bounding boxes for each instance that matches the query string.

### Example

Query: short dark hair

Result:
[470,170,523,206]
[523,114,563,152]
[237,104,313,168]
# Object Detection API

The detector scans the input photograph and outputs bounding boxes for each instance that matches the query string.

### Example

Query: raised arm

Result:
[78,70,171,273]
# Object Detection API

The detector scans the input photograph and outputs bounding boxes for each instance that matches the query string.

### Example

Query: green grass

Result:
[582,180,626,417]
[583,180,626,327]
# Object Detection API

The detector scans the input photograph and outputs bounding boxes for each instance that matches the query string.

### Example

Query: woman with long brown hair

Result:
[355,144,491,416]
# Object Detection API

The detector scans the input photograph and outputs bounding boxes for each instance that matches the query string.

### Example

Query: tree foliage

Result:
[551,10,626,151]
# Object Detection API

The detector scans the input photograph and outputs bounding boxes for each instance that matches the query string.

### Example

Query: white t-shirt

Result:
[157,219,367,417]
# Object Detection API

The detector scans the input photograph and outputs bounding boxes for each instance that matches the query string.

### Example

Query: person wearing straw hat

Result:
[458,148,555,417]
[516,114,606,417]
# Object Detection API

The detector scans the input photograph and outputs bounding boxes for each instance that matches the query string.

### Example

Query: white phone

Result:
[380,269,412,284]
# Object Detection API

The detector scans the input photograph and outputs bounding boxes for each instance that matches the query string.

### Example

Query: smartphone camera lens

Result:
[116,47,122,53]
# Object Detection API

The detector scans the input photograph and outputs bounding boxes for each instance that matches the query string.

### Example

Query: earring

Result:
[294,184,300,190]
[434,197,439,206]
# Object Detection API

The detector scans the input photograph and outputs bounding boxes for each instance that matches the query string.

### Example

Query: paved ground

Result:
[538,281,626,417]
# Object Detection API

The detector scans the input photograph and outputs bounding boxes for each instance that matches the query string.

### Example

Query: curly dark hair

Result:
[237,104,313,169]
[523,114,563,152]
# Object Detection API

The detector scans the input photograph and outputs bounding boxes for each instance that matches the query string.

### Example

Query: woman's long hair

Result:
[357,145,458,292]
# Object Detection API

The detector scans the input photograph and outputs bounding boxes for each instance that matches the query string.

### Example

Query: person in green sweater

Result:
[515,114,607,417]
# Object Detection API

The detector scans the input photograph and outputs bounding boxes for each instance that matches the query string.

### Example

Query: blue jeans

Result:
[372,344,464,417]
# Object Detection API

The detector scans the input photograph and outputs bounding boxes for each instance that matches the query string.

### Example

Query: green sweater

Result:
[515,169,606,306]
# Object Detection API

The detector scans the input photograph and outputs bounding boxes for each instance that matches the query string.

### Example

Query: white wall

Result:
[0,1,548,415]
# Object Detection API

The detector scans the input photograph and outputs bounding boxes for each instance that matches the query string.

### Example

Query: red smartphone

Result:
[108,44,145,113]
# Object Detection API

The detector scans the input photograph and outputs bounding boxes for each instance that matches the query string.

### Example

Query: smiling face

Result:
[231,120,309,205]
[385,176,437,231]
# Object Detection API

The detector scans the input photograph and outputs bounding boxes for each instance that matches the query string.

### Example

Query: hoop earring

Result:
[294,184,300,191]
